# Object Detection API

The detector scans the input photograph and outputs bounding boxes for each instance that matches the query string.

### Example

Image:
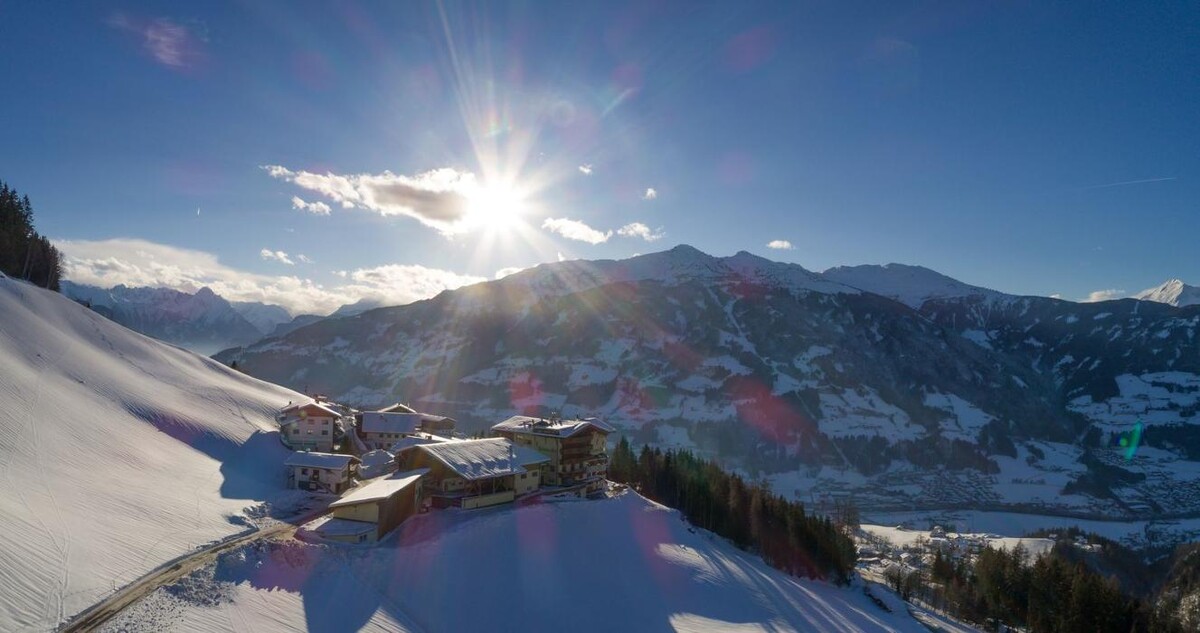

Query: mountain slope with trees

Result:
[0,180,62,291]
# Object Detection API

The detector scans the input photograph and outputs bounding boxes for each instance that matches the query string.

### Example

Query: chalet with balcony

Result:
[278,400,343,452]
[285,451,359,494]
[491,415,614,494]
[399,438,549,509]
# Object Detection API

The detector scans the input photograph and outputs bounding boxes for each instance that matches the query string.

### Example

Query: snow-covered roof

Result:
[390,433,456,453]
[492,415,616,438]
[329,469,428,508]
[360,412,446,435]
[306,515,376,537]
[360,449,394,467]
[284,452,358,469]
[280,401,342,419]
[416,438,549,481]
[377,402,417,414]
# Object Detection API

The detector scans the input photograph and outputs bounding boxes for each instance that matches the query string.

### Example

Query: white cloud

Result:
[291,196,332,216]
[542,218,612,244]
[297,254,313,264]
[617,222,665,242]
[578,164,593,175]
[107,15,201,69]
[557,252,566,262]
[264,165,479,234]
[642,187,658,200]
[766,240,794,250]
[494,266,525,280]
[54,238,484,316]
[1082,288,1126,303]
[260,249,295,265]
[1049,293,1063,300]
[344,265,485,303]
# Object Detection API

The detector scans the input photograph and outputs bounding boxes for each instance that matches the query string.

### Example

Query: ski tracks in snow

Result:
[11,325,79,628]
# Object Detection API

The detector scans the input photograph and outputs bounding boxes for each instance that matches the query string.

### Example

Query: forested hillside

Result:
[0,180,62,290]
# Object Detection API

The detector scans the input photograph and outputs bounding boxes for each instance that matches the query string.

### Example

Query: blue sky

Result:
[2,1,1197,314]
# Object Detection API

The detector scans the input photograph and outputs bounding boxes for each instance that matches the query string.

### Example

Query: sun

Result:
[465,181,528,232]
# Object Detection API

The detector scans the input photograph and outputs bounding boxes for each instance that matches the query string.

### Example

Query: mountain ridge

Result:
[218,246,1200,521]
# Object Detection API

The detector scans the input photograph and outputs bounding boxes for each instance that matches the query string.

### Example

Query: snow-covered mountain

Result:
[60,281,274,354]
[491,245,856,304]
[230,300,292,334]
[0,275,303,631]
[822,263,1003,309]
[1136,279,1200,308]
[107,491,946,632]
[219,246,1200,520]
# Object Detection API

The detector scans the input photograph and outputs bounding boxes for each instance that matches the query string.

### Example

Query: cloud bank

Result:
[55,238,484,316]
[766,240,793,250]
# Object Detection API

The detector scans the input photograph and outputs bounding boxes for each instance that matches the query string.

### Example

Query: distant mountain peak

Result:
[821,262,1003,309]
[1135,278,1200,307]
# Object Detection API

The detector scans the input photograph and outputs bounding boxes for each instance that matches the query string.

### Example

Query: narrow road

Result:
[59,509,326,632]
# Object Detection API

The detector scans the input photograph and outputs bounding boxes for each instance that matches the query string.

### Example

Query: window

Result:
[301,468,308,475]
[321,430,329,435]
[292,428,299,434]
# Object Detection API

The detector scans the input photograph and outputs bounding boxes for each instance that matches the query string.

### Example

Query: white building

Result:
[491,416,614,494]
[278,400,343,452]
[285,451,359,494]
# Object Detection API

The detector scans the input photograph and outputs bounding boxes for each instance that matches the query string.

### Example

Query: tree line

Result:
[889,542,1189,632]
[0,180,62,290]
[608,437,857,583]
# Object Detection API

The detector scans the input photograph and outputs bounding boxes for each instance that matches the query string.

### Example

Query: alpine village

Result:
[279,397,614,544]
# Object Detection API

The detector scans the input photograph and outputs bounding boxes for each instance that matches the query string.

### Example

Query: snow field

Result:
[0,277,305,631]
[108,492,944,632]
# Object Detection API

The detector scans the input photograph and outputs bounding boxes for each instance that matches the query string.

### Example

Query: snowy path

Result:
[59,506,327,633]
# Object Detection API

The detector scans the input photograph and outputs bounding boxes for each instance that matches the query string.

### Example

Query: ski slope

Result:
[105,491,948,632]
[0,276,304,631]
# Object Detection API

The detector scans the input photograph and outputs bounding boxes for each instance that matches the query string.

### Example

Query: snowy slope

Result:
[822,263,1004,309]
[0,276,305,631]
[105,491,947,632]
[1136,279,1200,307]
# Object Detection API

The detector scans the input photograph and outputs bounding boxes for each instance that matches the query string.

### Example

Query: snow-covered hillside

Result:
[822,263,1003,309]
[1136,279,1200,308]
[104,491,948,632]
[0,276,304,631]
